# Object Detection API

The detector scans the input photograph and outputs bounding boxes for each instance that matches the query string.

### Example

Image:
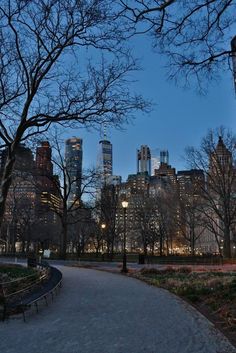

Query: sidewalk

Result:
[0,265,235,353]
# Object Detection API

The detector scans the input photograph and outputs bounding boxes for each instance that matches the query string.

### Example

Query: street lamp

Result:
[121,200,128,273]
[101,223,106,260]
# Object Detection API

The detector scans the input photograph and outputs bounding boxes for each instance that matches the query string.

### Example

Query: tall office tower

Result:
[154,162,177,188]
[0,144,35,176]
[137,145,151,175]
[177,169,205,201]
[107,175,121,186]
[2,145,36,243]
[210,136,232,171]
[151,148,160,176]
[36,141,53,177]
[126,173,150,196]
[65,137,83,204]
[97,139,113,184]
[160,150,169,165]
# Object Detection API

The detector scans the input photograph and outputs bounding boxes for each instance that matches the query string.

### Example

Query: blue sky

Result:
[67,36,236,181]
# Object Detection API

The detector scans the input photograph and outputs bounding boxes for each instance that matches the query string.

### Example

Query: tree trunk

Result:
[95,243,100,257]
[77,242,81,258]
[109,239,114,261]
[26,241,30,253]
[61,222,68,260]
[151,242,154,256]
[166,235,169,256]
[190,230,195,256]
[0,135,27,240]
[223,227,231,258]
[21,239,25,253]
[143,240,147,256]
[159,233,163,256]
[0,144,18,229]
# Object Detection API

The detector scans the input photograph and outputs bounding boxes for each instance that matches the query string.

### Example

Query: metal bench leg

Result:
[44,295,48,306]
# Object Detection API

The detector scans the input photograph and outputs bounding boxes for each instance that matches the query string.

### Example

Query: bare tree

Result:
[185,127,236,258]
[120,0,236,91]
[130,194,163,255]
[177,184,206,255]
[154,188,178,256]
[0,0,149,227]
[39,136,97,259]
[90,221,105,256]
[99,184,119,259]
[68,207,94,257]
[130,195,153,255]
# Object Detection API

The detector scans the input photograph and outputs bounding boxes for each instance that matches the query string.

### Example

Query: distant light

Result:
[122,200,129,208]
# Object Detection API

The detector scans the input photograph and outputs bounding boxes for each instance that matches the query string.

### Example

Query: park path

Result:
[0,266,235,353]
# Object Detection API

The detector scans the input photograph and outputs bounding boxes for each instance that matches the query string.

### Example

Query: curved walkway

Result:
[0,266,235,353]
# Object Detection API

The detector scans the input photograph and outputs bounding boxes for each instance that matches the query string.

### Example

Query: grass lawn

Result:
[133,266,236,346]
[0,264,36,281]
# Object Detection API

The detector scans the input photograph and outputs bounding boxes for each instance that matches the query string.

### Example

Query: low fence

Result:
[142,255,224,265]
[0,263,51,320]
[1,252,235,265]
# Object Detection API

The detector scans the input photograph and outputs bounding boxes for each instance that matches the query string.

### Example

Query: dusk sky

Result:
[68,35,236,181]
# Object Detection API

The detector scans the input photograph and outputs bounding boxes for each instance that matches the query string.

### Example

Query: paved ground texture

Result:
[0,266,236,353]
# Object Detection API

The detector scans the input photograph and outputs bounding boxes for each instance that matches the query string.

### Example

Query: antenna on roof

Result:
[100,122,108,140]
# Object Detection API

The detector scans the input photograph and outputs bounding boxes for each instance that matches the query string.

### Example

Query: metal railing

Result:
[0,263,51,320]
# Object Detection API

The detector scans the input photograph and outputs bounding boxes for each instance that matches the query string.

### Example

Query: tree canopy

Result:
[120,0,236,91]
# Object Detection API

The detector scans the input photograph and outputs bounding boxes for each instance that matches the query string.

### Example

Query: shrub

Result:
[177,266,192,274]
[140,268,162,275]
[162,266,177,274]
[186,294,200,303]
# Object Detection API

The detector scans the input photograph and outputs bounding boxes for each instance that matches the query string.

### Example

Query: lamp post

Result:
[101,223,106,260]
[121,200,128,273]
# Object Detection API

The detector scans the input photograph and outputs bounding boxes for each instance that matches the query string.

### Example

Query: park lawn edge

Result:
[130,270,236,349]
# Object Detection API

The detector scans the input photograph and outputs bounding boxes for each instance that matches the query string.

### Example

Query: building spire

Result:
[100,122,109,141]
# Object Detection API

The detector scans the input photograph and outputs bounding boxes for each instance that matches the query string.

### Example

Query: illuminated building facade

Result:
[97,139,113,186]
[137,145,151,175]
[65,137,83,204]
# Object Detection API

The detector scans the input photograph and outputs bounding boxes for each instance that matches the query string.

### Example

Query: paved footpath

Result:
[0,266,235,353]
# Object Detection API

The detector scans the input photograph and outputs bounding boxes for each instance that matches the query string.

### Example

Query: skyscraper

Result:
[1,145,36,252]
[36,141,53,176]
[65,137,83,204]
[137,145,151,175]
[209,136,232,172]
[160,150,169,165]
[97,139,113,184]
[177,169,204,201]
[151,148,160,176]
[35,141,60,227]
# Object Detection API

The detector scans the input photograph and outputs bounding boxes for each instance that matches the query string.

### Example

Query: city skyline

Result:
[0,3,235,349]
[64,36,236,181]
